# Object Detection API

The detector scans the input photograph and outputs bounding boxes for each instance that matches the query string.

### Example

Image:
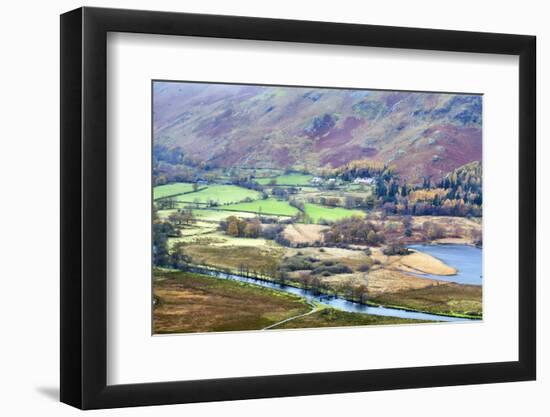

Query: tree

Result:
[422,176,431,189]
[170,242,191,270]
[227,220,239,237]
[299,272,312,290]
[366,230,377,245]
[168,211,184,226]
[356,285,368,304]
[426,223,445,240]
[344,195,355,209]
[311,277,322,295]
[153,226,169,266]
[168,209,195,227]
[244,218,261,238]
[277,270,288,286]
[383,241,410,256]
[157,197,177,210]
[344,282,356,301]
[153,221,179,267]
[181,209,195,225]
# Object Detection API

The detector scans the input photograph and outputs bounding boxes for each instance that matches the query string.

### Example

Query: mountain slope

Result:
[153,82,482,183]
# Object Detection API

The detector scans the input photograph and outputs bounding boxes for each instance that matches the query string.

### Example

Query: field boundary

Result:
[213,207,294,217]
[154,186,208,201]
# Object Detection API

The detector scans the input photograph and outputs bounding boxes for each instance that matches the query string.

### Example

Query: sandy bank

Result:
[391,251,457,276]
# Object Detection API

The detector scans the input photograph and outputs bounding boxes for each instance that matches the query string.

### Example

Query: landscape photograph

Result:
[152,80,483,334]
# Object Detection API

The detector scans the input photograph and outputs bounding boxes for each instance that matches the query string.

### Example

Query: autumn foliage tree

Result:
[221,216,262,238]
[227,220,240,237]
[324,217,385,246]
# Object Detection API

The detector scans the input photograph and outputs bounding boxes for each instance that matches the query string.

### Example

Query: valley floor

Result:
[153,181,482,333]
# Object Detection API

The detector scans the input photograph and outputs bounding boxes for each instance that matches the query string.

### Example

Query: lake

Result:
[407,244,482,285]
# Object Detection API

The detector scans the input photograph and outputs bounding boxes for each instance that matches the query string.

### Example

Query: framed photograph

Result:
[60,6,536,409]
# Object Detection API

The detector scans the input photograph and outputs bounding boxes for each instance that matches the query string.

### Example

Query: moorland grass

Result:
[370,283,482,318]
[183,243,283,273]
[153,270,311,333]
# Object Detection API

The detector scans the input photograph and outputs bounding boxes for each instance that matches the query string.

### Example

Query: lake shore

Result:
[390,250,458,276]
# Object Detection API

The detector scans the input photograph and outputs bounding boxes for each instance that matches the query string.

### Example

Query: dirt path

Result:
[262,303,320,330]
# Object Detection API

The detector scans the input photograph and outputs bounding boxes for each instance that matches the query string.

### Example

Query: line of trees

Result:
[152,207,194,270]
[374,162,482,217]
[323,216,386,246]
[321,159,388,180]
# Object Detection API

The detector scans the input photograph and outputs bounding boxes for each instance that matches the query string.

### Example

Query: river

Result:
[407,244,482,285]
[191,265,475,323]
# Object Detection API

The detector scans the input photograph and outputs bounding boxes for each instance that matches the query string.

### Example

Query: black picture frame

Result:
[60,6,536,410]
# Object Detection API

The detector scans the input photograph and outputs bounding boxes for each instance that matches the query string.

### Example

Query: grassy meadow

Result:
[221,198,300,216]
[303,203,365,223]
[173,184,261,205]
[153,270,311,333]
[153,182,197,200]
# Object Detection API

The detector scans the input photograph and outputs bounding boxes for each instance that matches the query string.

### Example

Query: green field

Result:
[256,173,313,186]
[304,203,365,223]
[153,183,196,200]
[220,198,300,216]
[174,185,262,205]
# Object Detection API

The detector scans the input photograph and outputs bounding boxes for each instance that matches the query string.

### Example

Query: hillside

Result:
[153,82,482,184]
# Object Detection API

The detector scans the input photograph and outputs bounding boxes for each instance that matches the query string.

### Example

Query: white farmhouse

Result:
[353,177,375,185]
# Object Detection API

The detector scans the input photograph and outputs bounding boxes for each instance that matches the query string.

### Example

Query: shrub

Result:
[383,242,411,256]
[357,263,371,272]
[274,234,291,247]
[278,255,319,272]
[312,263,352,276]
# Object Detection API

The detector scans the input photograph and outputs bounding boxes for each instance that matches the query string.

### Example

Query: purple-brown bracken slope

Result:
[153,82,482,183]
